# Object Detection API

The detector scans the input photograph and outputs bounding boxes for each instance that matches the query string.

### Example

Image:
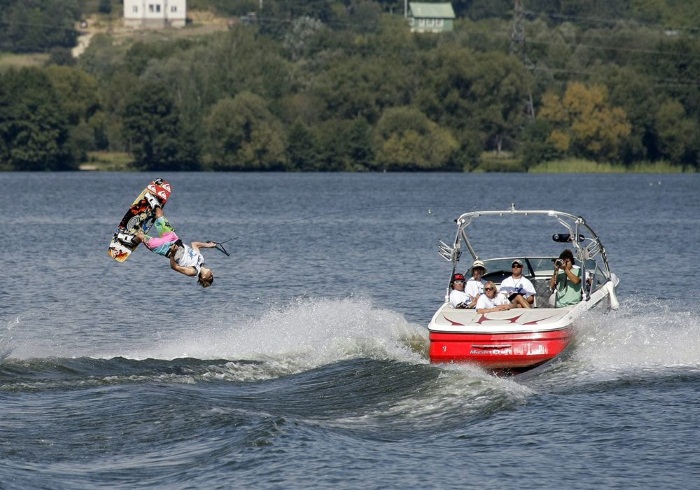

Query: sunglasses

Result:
[484,287,496,291]
[512,263,523,268]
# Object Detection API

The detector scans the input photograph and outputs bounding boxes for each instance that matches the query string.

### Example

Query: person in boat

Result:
[116,192,216,288]
[464,260,487,309]
[449,273,469,308]
[549,249,582,307]
[498,259,535,308]
[475,281,514,313]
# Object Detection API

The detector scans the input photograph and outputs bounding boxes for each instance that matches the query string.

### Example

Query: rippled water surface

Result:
[1,172,699,488]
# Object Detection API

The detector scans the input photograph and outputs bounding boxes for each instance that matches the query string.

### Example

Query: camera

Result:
[555,259,563,268]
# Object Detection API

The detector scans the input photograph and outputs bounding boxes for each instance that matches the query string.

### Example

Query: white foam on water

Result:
[574,298,700,371]
[121,297,429,377]
[0,317,20,363]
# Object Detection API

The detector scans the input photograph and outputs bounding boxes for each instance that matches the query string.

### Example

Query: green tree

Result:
[124,42,175,76]
[416,45,479,131]
[0,68,74,170]
[539,82,631,161]
[98,70,140,152]
[469,51,533,153]
[519,119,560,169]
[342,0,382,34]
[345,117,374,170]
[77,33,125,82]
[45,65,101,162]
[372,106,458,170]
[631,0,667,23]
[309,55,410,124]
[599,66,659,163]
[123,81,200,171]
[98,0,112,14]
[314,117,374,171]
[0,0,80,53]
[260,0,335,39]
[645,37,700,119]
[204,92,287,170]
[417,47,530,154]
[655,100,699,165]
[284,16,325,61]
[287,120,321,170]
[45,66,100,125]
[201,30,291,101]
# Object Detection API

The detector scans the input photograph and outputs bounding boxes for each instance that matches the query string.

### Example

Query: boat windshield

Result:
[462,256,609,295]
[472,257,555,283]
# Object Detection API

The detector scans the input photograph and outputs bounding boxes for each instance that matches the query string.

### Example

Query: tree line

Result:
[1,0,700,171]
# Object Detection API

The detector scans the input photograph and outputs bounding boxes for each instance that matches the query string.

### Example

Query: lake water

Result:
[1,172,699,488]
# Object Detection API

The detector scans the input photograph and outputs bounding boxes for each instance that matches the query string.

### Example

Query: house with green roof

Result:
[408,2,455,33]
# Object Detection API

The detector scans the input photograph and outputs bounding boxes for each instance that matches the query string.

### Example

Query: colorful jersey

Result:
[144,216,179,257]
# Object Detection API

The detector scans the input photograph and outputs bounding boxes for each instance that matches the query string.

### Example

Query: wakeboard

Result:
[108,179,172,262]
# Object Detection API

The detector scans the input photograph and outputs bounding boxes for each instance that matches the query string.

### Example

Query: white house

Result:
[123,0,187,28]
[408,2,455,33]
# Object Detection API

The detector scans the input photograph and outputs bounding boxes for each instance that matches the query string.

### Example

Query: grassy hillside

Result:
[0,53,50,71]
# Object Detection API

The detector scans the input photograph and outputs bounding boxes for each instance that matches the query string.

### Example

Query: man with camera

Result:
[549,249,582,307]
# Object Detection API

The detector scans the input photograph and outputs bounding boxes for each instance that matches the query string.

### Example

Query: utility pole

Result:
[510,0,535,121]
[510,0,525,59]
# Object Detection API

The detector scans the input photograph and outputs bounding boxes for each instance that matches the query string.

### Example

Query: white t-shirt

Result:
[465,278,485,302]
[475,293,509,310]
[499,275,536,299]
[449,289,469,308]
[173,244,204,276]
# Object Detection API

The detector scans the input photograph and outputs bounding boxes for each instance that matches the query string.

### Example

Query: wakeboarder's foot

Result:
[144,192,161,211]
[117,232,137,246]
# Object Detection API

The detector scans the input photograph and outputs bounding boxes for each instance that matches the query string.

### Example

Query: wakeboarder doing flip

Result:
[116,188,216,288]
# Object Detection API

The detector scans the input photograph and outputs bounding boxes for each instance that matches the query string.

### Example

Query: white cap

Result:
[472,260,486,272]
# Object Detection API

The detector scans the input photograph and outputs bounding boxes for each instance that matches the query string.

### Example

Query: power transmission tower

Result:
[510,0,535,120]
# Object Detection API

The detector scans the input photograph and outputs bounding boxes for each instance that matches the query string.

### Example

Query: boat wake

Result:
[577,299,700,368]
[3,297,700,435]
[522,297,700,391]
[142,297,424,365]
[3,296,699,396]
[27,297,423,382]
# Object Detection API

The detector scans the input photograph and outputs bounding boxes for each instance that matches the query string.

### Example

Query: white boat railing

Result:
[438,204,618,309]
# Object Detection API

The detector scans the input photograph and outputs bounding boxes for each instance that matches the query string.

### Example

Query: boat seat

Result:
[533,278,554,308]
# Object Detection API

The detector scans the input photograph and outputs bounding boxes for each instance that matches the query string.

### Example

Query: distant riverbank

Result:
[70,152,695,173]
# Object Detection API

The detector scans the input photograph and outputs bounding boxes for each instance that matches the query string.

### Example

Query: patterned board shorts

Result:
[144,216,179,257]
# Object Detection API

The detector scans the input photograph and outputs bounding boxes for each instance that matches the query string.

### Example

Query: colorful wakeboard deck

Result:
[108,179,172,262]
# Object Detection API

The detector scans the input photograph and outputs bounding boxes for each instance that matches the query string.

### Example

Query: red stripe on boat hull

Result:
[429,329,573,371]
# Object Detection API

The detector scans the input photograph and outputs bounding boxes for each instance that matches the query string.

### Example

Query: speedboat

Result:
[428,204,619,373]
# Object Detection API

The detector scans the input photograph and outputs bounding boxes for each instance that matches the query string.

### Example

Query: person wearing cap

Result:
[449,273,469,308]
[464,260,487,308]
[549,249,582,307]
[498,259,536,308]
[475,281,513,313]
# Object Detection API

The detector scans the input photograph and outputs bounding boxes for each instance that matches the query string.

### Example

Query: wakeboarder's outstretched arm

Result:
[190,241,218,253]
